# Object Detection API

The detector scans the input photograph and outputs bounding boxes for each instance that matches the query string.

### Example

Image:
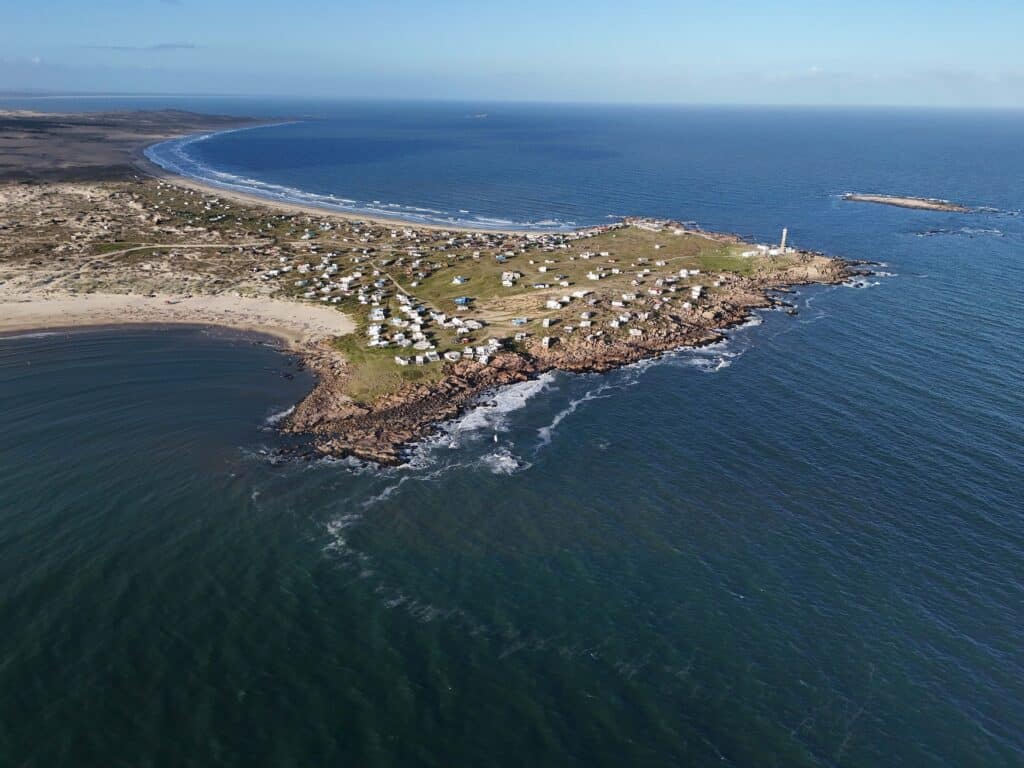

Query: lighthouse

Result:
[780,227,789,250]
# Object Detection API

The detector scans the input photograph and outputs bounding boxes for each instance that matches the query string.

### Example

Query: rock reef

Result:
[843,193,970,213]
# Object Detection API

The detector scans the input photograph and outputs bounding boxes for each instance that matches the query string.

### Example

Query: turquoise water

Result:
[1,101,1022,766]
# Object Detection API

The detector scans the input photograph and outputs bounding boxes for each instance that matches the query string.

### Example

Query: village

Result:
[235,199,804,387]
[0,173,846,462]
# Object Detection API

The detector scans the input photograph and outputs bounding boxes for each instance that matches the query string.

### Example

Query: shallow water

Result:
[1,101,1022,767]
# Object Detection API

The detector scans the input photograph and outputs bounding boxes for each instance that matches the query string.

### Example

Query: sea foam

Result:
[145,128,580,232]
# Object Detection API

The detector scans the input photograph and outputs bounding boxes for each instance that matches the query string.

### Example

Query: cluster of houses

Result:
[365,223,618,287]
[357,291,501,368]
[368,299,440,367]
[232,206,755,370]
[741,228,795,258]
[434,337,505,366]
[740,243,795,258]
[527,260,728,350]
[501,270,522,288]
[292,251,373,305]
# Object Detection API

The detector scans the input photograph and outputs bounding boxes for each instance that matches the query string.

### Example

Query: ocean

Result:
[1,98,1022,767]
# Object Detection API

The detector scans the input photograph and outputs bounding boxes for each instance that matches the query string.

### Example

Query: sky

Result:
[2,0,1023,107]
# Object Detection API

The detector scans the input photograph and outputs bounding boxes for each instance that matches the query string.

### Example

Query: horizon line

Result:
[2,90,1024,112]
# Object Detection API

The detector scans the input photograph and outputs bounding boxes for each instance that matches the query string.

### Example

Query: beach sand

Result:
[0,110,362,345]
[133,145,557,236]
[0,288,355,347]
[0,108,858,464]
[144,159,428,231]
[0,109,261,183]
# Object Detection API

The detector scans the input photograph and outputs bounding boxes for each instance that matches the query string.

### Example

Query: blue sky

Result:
[2,0,1022,107]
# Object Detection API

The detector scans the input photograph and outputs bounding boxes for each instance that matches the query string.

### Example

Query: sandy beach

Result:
[0,288,354,347]
[0,109,261,183]
[133,145,558,236]
[0,110,363,345]
[0,108,858,464]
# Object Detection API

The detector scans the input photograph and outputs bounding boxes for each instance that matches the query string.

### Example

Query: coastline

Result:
[285,264,858,465]
[1,108,864,466]
[0,108,265,183]
[134,132,569,236]
[0,288,355,348]
[0,109,360,349]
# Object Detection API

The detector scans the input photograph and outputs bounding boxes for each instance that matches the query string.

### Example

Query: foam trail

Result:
[145,128,582,232]
[537,386,615,447]
[264,405,295,426]
[0,331,65,342]
[444,373,557,436]
[659,338,739,374]
[478,448,531,475]
[917,226,1004,239]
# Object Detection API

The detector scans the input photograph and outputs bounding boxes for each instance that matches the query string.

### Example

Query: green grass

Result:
[695,250,759,276]
[128,186,791,404]
[330,332,445,404]
[397,254,526,307]
[369,226,784,341]
[400,229,753,312]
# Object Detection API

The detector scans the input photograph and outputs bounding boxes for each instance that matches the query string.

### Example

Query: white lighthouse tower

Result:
[780,227,789,251]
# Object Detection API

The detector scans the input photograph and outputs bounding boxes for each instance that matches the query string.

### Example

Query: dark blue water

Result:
[1,100,1022,767]
[141,102,1024,232]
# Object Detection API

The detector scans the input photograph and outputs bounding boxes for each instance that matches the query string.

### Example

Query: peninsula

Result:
[843,193,971,213]
[0,110,862,463]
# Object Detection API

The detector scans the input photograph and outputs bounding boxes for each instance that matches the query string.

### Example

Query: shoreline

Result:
[1,108,866,467]
[0,108,265,183]
[0,321,291,349]
[134,131,576,236]
[284,265,861,466]
[0,289,355,349]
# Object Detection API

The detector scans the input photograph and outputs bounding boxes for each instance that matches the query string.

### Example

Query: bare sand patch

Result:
[0,288,354,347]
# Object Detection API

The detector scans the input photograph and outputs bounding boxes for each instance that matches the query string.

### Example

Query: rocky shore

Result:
[0,110,868,468]
[285,258,860,465]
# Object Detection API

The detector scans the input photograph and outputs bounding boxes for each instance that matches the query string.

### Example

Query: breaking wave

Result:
[917,226,1005,239]
[263,405,294,426]
[478,448,531,475]
[537,384,616,447]
[145,127,581,231]
[673,343,741,372]
[0,331,66,342]
[442,372,558,436]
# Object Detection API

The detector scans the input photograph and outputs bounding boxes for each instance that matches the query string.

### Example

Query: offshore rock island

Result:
[0,110,862,464]
[843,192,971,213]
